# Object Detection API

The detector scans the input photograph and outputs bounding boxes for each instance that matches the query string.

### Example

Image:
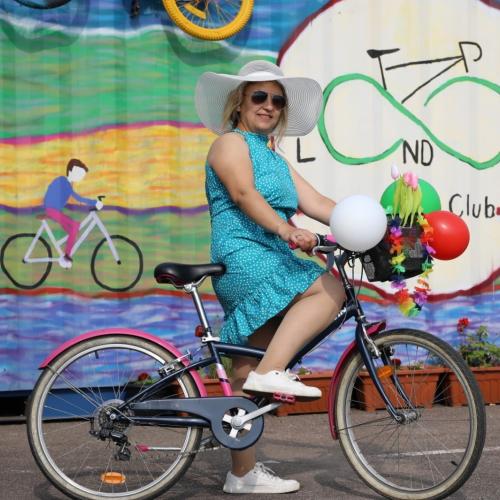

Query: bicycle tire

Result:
[90,235,143,292]
[12,0,71,9]
[334,329,485,500]
[27,334,203,500]
[0,233,52,289]
[163,0,254,41]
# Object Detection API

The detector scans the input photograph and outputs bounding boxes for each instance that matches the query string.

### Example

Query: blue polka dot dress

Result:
[205,129,325,345]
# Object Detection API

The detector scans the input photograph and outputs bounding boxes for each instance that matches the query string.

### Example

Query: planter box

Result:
[355,368,444,412]
[443,366,500,406]
[201,372,334,416]
[202,377,225,397]
[274,371,333,416]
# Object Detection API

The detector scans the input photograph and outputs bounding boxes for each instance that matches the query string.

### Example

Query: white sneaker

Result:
[242,370,321,399]
[58,255,72,269]
[223,462,300,494]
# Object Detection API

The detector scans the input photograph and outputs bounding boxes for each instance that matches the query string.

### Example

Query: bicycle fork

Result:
[355,322,419,423]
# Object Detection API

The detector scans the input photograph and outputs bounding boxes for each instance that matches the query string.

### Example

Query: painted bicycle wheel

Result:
[12,0,71,9]
[163,0,254,40]
[0,233,52,289]
[90,235,143,292]
[334,329,485,499]
[27,334,203,499]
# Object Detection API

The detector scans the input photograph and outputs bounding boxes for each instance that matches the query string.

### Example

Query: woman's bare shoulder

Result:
[208,132,247,163]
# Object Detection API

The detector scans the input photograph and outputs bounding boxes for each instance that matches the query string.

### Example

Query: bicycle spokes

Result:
[336,330,485,498]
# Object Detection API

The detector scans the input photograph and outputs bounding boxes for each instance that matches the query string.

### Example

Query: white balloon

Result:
[329,195,387,252]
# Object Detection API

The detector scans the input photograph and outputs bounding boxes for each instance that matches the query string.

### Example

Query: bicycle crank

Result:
[131,396,265,450]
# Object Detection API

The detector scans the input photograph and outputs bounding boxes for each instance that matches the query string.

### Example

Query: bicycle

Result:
[318,41,499,170]
[13,0,254,41]
[0,196,143,292]
[26,236,486,499]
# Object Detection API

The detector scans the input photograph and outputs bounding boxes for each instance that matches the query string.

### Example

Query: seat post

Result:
[184,283,215,338]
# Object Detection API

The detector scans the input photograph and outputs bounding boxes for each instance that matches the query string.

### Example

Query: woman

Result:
[195,60,345,494]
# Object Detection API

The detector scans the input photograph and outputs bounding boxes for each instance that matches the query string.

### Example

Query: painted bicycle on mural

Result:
[0,196,143,292]
[26,233,486,500]
[319,41,500,170]
[13,0,254,40]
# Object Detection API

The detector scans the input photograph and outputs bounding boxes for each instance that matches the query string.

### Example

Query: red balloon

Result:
[425,211,470,260]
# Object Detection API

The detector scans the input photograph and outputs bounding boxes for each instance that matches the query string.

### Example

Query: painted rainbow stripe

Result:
[0,123,215,209]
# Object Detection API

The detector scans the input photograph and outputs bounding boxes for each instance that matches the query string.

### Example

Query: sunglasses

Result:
[248,90,287,110]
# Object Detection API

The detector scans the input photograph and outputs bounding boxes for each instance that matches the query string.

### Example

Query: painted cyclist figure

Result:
[196,61,346,494]
[43,158,103,269]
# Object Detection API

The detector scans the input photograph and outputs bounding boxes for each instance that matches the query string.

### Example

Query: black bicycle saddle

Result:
[154,262,226,286]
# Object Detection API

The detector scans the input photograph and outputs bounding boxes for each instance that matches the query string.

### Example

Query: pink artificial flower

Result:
[403,171,419,190]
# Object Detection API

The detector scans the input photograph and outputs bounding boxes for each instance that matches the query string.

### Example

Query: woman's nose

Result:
[262,97,274,109]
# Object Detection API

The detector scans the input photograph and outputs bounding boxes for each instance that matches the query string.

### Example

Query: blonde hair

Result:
[221,81,289,144]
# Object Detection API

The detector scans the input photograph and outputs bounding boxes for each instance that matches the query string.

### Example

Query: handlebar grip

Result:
[289,235,335,249]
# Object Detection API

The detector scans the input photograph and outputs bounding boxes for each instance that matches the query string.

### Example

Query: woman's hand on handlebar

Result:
[277,223,318,252]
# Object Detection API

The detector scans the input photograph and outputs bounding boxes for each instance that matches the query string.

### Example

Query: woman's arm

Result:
[208,134,317,250]
[288,163,335,225]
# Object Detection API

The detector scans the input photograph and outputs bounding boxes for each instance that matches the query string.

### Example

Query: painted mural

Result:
[0,0,498,392]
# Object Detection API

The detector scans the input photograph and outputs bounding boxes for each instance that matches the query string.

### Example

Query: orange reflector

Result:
[377,366,394,378]
[101,472,126,485]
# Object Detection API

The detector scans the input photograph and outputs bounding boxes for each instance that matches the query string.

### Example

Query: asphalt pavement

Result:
[0,408,498,500]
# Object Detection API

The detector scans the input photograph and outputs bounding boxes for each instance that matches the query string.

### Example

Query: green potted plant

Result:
[444,317,500,405]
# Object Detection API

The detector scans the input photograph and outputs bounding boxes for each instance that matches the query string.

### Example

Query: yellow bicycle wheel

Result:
[163,0,254,41]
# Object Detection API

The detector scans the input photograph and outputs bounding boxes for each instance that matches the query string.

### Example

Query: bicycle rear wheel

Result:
[27,335,203,500]
[163,0,254,40]
[334,329,485,500]
[0,233,52,289]
[90,235,143,292]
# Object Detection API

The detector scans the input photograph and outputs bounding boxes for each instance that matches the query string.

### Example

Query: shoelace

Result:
[284,369,301,382]
[253,462,280,481]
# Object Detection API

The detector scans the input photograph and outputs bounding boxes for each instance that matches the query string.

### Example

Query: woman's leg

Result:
[230,318,280,476]
[256,273,345,374]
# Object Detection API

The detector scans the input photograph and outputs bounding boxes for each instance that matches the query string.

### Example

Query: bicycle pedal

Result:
[273,392,296,404]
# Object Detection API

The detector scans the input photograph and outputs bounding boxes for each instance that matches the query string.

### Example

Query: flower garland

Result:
[388,214,435,317]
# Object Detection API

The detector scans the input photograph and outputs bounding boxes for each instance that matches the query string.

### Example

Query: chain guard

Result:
[131,396,264,450]
[210,397,264,450]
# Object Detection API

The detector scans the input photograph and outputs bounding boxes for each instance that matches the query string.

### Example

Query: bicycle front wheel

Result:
[334,329,485,500]
[27,334,203,500]
[91,235,143,292]
[0,233,52,289]
[163,0,254,40]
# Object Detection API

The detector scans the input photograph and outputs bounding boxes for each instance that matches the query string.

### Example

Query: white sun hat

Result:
[195,60,323,136]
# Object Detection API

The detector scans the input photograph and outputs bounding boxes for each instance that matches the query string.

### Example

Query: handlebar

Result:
[288,234,340,254]
[313,234,339,254]
[90,195,106,212]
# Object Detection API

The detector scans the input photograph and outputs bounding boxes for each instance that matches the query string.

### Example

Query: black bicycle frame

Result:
[120,249,413,425]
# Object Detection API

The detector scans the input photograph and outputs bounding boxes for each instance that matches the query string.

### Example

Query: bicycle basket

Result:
[361,221,425,282]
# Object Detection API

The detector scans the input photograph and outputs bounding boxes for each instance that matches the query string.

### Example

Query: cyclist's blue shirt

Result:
[44,176,95,210]
[205,129,325,345]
